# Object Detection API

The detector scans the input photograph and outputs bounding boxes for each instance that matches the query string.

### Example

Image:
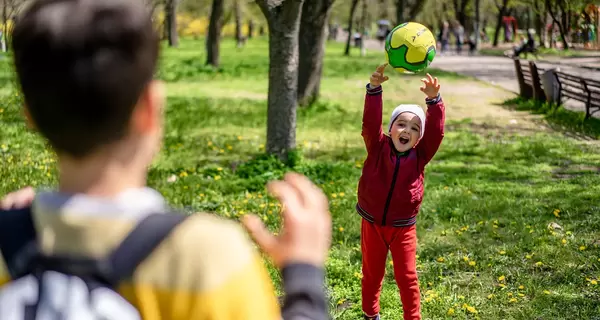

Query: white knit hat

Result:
[388,104,426,140]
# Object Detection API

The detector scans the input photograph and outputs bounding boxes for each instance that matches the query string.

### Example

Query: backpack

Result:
[0,206,187,319]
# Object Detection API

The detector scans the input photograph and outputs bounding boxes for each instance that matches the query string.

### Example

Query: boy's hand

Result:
[0,186,35,210]
[370,63,389,88]
[420,73,441,99]
[242,173,331,268]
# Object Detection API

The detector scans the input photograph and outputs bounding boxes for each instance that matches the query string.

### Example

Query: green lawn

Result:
[1,38,599,319]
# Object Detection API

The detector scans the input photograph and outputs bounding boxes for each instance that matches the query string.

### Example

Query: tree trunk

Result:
[234,0,244,47]
[256,0,305,160]
[166,0,179,47]
[533,0,544,47]
[492,0,509,47]
[474,0,481,50]
[379,0,388,19]
[344,0,360,55]
[248,19,254,38]
[2,1,7,52]
[206,0,224,66]
[396,0,405,24]
[297,0,335,106]
[546,0,569,49]
[360,0,367,56]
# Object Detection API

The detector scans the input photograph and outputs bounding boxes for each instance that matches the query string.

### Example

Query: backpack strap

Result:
[2,210,187,287]
[104,212,188,284]
[0,206,37,279]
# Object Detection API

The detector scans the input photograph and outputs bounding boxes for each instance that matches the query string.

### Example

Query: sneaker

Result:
[363,314,380,320]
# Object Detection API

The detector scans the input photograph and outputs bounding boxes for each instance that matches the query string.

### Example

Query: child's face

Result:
[389,112,421,152]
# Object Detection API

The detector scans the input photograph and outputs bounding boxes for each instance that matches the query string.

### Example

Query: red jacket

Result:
[356,84,445,227]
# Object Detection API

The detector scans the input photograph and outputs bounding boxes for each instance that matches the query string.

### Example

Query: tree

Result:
[473,0,481,50]
[166,0,179,47]
[545,0,582,50]
[256,0,305,159]
[452,0,470,27]
[297,0,335,106]
[206,0,224,66]
[492,0,510,47]
[1,0,23,52]
[234,0,245,47]
[344,0,360,56]
[395,0,428,24]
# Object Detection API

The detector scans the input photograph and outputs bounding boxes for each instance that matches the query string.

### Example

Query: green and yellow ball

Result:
[385,22,437,73]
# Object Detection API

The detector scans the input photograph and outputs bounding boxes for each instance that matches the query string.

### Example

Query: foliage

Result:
[1,38,599,319]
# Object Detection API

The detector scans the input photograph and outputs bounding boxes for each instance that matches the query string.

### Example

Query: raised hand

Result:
[242,173,332,268]
[420,73,441,99]
[370,63,389,88]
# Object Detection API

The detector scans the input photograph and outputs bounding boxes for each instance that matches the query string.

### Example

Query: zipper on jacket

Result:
[381,154,401,226]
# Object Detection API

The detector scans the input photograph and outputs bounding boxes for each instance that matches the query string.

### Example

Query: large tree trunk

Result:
[256,0,305,160]
[297,0,335,106]
[492,0,509,47]
[206,0,224,66]
[344,0,360,55]
[166,0,179,47]
[379,0,388,19]
[396,0,428,25]
[234,0,244,47]
[453,0,469,27]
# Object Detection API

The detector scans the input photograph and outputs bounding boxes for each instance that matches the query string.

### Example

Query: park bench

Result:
[513,58,546,102]
[553,71,600,119]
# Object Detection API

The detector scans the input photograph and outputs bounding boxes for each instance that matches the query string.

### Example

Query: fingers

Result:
[0,187,35,210]
[283,172,327,210]
[382,76,389,82]
[267,179,302,213]
[242,214,278,256]
[427,73,434,83]
[376,63,388,74]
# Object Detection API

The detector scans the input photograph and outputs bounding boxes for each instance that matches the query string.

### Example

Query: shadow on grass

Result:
[498,97,600,140]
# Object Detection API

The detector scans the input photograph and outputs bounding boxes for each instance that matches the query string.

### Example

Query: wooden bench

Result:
[553,71,600,119]
[513,58,545,102]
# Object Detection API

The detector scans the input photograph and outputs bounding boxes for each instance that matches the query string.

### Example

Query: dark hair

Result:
[12,0,159,158]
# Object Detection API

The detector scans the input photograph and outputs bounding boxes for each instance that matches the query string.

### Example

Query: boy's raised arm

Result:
[362,64,389,151]
[417,74,445,165]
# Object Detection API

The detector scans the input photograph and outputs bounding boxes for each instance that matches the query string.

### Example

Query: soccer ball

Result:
[385,22,436,73]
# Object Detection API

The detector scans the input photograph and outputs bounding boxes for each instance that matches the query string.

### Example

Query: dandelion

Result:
[214,175,221,181]
[466,306,477,314]
[562,239,567,245]
[579,246,586,251]
[518,293,525,297]
[437,257,445,263]
[509,298,517,303]
[354,272,363,279]
[337,299,345,305]
[389,260,393,266]
[338,227,344,232]
[525,254,533,259]
[498,275,506,282]
[487,294,495,299]
[237,135,242,140]
[331,193,337,198]
[499,250,506,255]
[543,290,551,294]
[217,167,223,171]
[219,149,224,153]
[447,308,455,316]
[463,256,469,262]
[227,145,233,150]
[469,261,476,266]
[553,209,560,218]
[535,261,543,267]
[590,280,597,285]
[339,192,345,197]
[518,285,524,290]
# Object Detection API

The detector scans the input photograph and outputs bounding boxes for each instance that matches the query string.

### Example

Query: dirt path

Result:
[337,33,600,118]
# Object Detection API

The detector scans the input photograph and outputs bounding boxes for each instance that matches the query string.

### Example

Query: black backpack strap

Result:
[0,206,37,278]
[103,212,188,284]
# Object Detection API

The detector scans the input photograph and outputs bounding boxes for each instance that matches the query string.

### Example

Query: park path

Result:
[340,33,600,118]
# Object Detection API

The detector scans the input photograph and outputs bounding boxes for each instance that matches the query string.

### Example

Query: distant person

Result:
[0,0,331,319]
[438,21,450,54]
[357,64,445,320]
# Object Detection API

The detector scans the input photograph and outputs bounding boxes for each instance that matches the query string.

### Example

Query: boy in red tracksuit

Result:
[356,63,445,320]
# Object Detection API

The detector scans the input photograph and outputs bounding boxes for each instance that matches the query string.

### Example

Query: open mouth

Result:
[399,137,410,144]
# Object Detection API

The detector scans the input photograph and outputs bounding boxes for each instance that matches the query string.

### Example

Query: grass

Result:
[1,37,600,319]
[501,97,600,140]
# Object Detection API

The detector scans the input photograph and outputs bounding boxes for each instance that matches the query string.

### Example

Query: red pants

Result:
[361,219,420,320]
